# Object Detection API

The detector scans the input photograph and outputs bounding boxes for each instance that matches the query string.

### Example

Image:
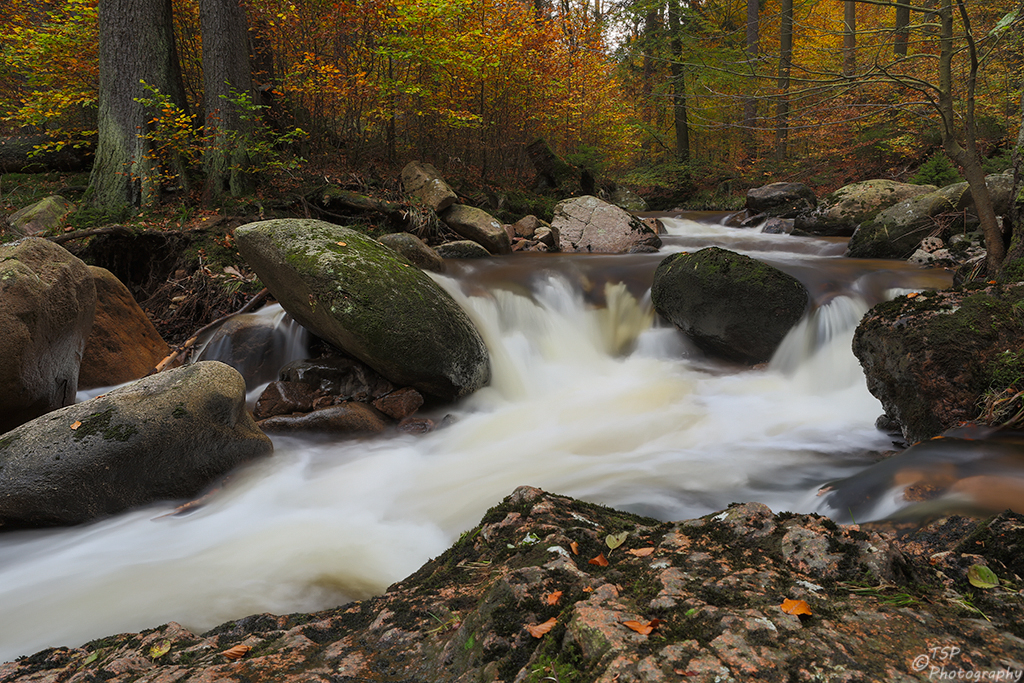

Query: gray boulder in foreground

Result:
[5,486,1023,681]
[235,219,490,400]
[0,361,272,529]
[652,247,809,364]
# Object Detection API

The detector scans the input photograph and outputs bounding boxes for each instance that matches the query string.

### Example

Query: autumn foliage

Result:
[1,0,1021,187]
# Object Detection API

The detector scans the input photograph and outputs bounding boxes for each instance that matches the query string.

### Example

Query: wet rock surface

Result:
[4,487,1022,681]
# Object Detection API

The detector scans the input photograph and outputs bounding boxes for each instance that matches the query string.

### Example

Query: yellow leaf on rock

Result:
[70,421,82,430]
[149,641,171,659]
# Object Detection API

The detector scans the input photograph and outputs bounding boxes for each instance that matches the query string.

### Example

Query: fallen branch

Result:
[149,287,271,374]
[48,224,136,244]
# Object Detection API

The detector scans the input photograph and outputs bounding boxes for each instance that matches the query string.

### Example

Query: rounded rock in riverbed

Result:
[235,219,491,401]
[0,361,272,529]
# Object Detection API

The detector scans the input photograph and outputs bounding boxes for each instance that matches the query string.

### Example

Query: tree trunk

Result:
[843,0,856,76]
[775,0,793,161]
[88,0,185,211]
[741,0,759,147]
[895,1,911,56]
[667,0,689,162]
[936,0,1004,273]
[200,0,256,199]
[1008,91,1024,266]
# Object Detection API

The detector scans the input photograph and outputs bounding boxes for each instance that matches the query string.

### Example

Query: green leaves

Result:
[967,564,999,589]
[605,531,628,550]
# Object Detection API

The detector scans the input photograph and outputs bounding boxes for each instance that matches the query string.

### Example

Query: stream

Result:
[0,212,955,662]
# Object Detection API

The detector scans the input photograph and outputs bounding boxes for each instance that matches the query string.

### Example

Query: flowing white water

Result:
[0,215,944,661]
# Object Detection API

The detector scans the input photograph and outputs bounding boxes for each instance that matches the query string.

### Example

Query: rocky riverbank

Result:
[3,486,1022,681]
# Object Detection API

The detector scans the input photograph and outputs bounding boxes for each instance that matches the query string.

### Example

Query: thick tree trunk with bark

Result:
[201,0,256,199]
[895,2,911,56]
[88,0,184,211]
[667,0,689,162]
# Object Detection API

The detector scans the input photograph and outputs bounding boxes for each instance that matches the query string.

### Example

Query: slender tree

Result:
[741,0,759,146]
[667,0,690,161]
[774,0,793,160]
[88,0,186,210]
[844,0,857,75]
[895,0,911,56]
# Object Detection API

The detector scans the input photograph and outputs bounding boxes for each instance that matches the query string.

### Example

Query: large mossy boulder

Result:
[0,361,272,529]
[794,179,935,237]
[0,237,96,433]
[235,219,491,401]
[652,247,809,364]
[846,174,1015,260]
[853,284,1024,444]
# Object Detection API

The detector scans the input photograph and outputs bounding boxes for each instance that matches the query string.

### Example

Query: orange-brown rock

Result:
[79,266,169,390]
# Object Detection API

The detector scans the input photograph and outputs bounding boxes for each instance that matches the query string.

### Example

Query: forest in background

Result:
[1,0,1022,208]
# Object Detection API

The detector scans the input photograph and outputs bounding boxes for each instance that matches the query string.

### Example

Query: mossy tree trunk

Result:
[88,0,185,212]
[200,0,256,200]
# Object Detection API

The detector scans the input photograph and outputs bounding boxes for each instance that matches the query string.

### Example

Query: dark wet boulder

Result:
[434,240,493,259]
[745,182,817,219]
[440,204,511,255]
[0,361,272,529]
[0,238,96,433]
[651,247,809,364]
[279,355,393,401]
[257,402,387,435]
[235,219,491,401]
[553,195,661,254]
[853,285,1024,443]
[253,380,323,420]
[794,179,935,237]
[79,266,169,390]
[377,233,446,273]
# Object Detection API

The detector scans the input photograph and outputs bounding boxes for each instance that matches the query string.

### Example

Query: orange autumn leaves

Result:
[780,598,812,617]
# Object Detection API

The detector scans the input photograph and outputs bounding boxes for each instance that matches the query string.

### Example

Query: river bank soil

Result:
[2,486,1022,682]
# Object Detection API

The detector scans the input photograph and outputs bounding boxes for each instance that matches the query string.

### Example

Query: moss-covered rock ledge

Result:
[3,487,1024,682]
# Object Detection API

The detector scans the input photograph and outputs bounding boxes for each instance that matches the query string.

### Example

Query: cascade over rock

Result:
[0,237,96,433]
[0,361,272,529]
[794,179,935,237]
[553,195,661,254]
[79,266,169,390]
[234,218,491,400]
[651,247,809,364]
[853,284,1024,443]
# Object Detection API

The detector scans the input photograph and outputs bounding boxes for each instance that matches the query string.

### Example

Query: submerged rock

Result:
[5,486,1023,681]
[651,247,809,364]
[0,361,272,529]
[235,218,491,401]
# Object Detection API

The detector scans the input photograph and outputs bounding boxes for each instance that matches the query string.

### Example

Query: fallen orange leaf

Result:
[570,541,579,555]
[582,586,594,593]
[623,618,662,635]
[526,617,557,638]
[547,591,563,605]
[70,421,82,430]
[780,598,812,616]
[628,547,655,557]
[589,553,609,567]
[222,645,250,661]
[906,292,919,298]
